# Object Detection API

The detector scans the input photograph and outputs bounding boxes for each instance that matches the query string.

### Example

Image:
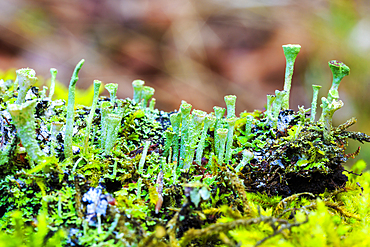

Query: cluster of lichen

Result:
[1,44,370,246]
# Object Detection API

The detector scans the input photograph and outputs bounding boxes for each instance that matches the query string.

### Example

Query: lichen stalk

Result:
[282,44,301,110]
[224,95,237,118]
[320,93,344,141]
[104,113,121,154]
[49,68,57,100]
[138,140,151,174]
[132,80,145,104]
[183,110,206,169]
[326,60,350,103]
[179,101,192,168]
[225,117,237,162]
[15,68,38,105]
[213,106,226,155]
[64,59,85,159]
[141,86,155,109]
[216,128,228,164]
[100,101,113,149]
[105,83,118,105]
[83,80,101,154]
[170,113,181,163]
[149,98,156,111]
[235,150,254,172]
[310,84,322,122]
[266,95,276,121]
[195,114,216,165]
[137,140,150,201]
[7,100,46,164]
[272,90,287,121]
[164,129,175,158]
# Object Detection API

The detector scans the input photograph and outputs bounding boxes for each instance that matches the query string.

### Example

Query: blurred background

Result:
[1,0,370,165]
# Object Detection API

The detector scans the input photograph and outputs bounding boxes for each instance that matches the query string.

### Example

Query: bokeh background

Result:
[1,0,370,165]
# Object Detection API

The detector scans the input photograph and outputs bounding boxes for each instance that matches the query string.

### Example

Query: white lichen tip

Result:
[105,83,118,95]
[105,83,118,103]
[15,68,38,104]
[205,114,216,125]
[142,86,155,99]
[8,99,36,113]
[216,128,228,138]
[16,68,37,80]
[224,95,237,104]
[282,44,301,50]
[192,110,207,123]
[132,79,145,88]
[132,79,145,104]
[180,101,192,114]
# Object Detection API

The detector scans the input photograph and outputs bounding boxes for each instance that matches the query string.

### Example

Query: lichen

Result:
[1,44,370,247]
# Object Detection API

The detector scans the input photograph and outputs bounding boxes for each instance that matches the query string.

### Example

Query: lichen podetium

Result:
[2,44,370,246]
[282,44,301,110]
[83,80,101,155]
[15,68,38,105]
[7,100,46,164]
[64,59,85,159]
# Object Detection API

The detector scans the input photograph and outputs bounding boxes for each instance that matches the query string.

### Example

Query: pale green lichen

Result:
[141,86,155,109]
[104,113,121,154]
[179,101,192,167]
[137,140,151,200]
[169,112,181,163]
[319,60,350,141]
[224,95,237,118]
[64,59,85,159]
[138,140,151,174]
[320,93,344,141]
[225,117,237,162]
[326,60,350,103]
[310,84,322,122]
[195,114,216,165]
[2,44,370,247]
[7,100,46,164]
[282,44,301,110]
[83,80,101,154]
[265,94,276,121]
[100,101,113,149]
[163,129,175,159]
[272,90,287,120]
[132,79,145,104]
[216,128,228,164]
[15,68,38,104]
[213,106,226,155]
[105,83,118,105]
[183,109,206,169]
[49,68,57,100]
[235,150,254,172]
[149,98,156,111]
